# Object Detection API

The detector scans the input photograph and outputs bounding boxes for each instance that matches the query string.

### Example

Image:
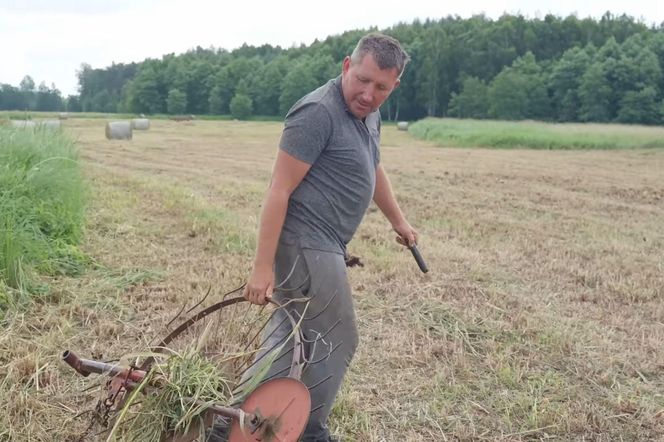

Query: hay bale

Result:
[131,118,150,130]
[11,120,36,129]
[105,121,133,140]
[58,112,68,120]
[397,121,409,131]
[38,120,62,130]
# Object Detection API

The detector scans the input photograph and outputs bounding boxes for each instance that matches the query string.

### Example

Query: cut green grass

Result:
[410,117,664,149]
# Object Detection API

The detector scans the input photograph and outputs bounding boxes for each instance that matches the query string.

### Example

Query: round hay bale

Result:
[11,120,36,129]
[58,112,68,120]
[397,121,409,131]
[131,118,150,130]
[38,120,62,130]
[105,121,133,140]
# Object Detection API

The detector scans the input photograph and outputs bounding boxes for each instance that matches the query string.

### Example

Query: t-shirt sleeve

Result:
[279,102,332,165]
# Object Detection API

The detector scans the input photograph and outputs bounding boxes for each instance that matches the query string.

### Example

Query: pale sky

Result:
[1,0,662,96]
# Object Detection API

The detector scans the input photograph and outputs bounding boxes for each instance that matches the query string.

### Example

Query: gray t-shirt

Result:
[279,76,381,255]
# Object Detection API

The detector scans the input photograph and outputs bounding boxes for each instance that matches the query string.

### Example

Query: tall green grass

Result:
[409,118,664,149]
[0,127,86,308]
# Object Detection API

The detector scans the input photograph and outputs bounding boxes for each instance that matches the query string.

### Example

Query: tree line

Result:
[2,12,664,124]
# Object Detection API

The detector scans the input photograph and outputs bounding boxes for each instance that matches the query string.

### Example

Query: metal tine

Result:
[221,284,246,302]
[232,310,308,393]
[302,290,338,321]
[231,365,293,405]
[237,302,266,348]
[273,274,310,293]
[231,365,292,404]
[273,255,302,290]
[299,319,341,344]
[232,320,293,379]
[185,285,213,314]
[305,341,342,366]
[166,301,188,328]
[308,374,333,392]
[310,403,325,414]
[155,285,245,349]
[240,307,285,355]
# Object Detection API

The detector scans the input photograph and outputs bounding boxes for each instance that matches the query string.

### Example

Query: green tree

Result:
[616,87,661,124]
[230,93,253,120]
[208,57,262,114]
[488,70,528,119]
[448,77,489,119]
[415,27,447,116]
[35,82,64,111]
[488,52,550,120]
[66,95,82,112]
[578,62,612,122]
[279,60,319,116]
[0,84,27,110]
[549,46,592,121]
[126,64,164,114]
[19,75,35,91]
[166,88,187,114]
[253,56,289,115]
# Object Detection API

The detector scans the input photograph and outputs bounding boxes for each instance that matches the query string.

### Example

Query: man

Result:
[220,33,418,442]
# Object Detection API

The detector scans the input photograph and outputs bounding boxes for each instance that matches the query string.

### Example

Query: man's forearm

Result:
[373,165,406,227]
[253,188,290,270]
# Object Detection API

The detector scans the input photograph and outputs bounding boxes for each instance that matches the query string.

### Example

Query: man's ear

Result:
[394,78,401,89]
[342,56,351,74]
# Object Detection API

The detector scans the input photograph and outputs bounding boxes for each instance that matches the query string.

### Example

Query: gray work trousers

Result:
[241,239,359,442]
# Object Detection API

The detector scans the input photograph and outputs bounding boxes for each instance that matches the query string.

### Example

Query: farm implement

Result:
[62,248,426,441]
[63,290,313,442]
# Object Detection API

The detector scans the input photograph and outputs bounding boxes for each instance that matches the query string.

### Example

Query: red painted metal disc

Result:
[228,378,311,442]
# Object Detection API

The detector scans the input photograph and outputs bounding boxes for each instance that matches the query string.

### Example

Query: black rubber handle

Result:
[409,244,428,273]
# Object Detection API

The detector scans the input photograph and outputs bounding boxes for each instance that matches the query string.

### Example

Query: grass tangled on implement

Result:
[112,349,233,442]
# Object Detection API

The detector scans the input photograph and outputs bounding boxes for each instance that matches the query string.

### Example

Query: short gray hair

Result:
[350,33,410,77]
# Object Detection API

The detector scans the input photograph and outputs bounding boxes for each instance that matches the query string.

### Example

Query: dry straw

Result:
[108,348,233,442]
[105,121,133,140]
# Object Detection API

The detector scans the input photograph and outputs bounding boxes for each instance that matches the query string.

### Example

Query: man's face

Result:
[341,53,400,119]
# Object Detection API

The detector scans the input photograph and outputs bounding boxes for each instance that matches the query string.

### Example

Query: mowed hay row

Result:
[105,121,133,140]
[4,119,664,441]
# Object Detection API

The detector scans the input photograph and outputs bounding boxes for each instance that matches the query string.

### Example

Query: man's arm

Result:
[244,150,311,305]
[373,164,418,247]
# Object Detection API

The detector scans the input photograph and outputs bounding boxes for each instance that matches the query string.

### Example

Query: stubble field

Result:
[1,118,663,441]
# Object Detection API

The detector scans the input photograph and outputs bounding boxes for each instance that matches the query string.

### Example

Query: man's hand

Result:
[243,265,274,305]
[393,221,419,247]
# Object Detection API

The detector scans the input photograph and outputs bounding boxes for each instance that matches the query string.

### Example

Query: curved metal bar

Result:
[185,285,214,314]
[140,296,246,370]
[142,295,308,382]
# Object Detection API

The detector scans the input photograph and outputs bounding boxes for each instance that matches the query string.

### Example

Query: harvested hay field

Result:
[1,118,663,441]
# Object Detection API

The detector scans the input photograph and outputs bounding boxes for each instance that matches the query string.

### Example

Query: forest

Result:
[2,12,664,125]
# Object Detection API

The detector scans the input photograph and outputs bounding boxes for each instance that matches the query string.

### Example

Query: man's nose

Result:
[361,85,374,103]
